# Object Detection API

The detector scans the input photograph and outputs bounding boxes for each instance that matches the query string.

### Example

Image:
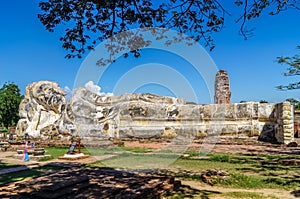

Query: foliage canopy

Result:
[38,0,300,59]
[277,46,300,90]
[0,83,23,128]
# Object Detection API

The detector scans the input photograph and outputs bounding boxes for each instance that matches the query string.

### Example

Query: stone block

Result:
[236,103,252,119]
[237,125,252,137]
[283,119,293,125]
[225,104,236,120]
[203,105,212,119]
[252,103,259,118]
[212,104,227,119]
[258,104,275,120]
[283,125,293,130]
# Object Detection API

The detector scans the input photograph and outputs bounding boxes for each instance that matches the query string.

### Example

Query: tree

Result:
[0,83,23,128]
[277,46,300,90]
[38,0,300,61]
[286,98,300,109]
[259,100,268,103]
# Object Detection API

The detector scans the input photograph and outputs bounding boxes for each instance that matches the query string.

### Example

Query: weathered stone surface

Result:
[214,70,231,104]
[274,102,294,144]
[16,81,73,139]
[16,81,294,144]
[236,103,252,119]
[258,103,276,120]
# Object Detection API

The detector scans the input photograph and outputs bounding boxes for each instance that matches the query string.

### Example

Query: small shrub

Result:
[209,154,231,162]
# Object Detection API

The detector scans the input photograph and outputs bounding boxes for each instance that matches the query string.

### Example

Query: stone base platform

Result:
[0,167,180,199]
[58,153,90,160]
[12,154,51,161]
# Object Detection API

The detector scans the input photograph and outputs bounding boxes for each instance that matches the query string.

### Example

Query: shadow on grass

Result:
[0,160,20,170]
[291,190,300,197]
[0,167,41,186]
[263,177,300,187]
[236,164,288,174]
[0,163,65,186]
[235,158,300,174]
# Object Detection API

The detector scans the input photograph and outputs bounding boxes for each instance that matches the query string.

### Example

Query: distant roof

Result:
[295,110,300,114]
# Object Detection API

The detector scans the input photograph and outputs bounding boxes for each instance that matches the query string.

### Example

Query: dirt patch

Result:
[123,139,300,156]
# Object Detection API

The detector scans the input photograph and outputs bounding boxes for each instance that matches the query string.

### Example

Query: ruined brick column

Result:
[214,70,231,104]
[275,101,294,144]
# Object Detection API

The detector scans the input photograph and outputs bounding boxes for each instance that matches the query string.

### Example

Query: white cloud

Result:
[85,81,101,95]
[64,86,71,94]
[84,81,114,97]
[64,86,72,100]
[105,92,114,97]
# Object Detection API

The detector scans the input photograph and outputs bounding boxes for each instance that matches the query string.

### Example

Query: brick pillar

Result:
[214,70,231,104]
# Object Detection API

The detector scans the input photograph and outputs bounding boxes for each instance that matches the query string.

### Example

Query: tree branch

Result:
[212,0,231,16]
[240,0,248,40]
[110,5,116,36]
[162,0,195,27]
[133,0,147,27]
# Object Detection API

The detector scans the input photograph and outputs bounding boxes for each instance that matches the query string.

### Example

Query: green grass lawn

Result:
[101,153,181,169]
[42,146,153,160]
[1,143,298,199]
[42,145,165,162]
[30,146,300,192]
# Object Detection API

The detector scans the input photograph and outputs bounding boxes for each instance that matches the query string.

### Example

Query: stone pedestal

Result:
[58,153,89,160]
[13,147,51,161]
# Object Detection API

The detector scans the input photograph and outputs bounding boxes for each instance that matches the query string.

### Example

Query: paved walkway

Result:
[0,164,40,175]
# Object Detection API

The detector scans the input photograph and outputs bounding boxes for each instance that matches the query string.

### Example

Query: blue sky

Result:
[0,1,299,104]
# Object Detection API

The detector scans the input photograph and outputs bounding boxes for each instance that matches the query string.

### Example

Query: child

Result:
[22,148,30,162]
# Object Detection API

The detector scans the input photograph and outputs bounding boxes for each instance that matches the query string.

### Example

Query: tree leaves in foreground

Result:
[277,46,300,90]
[0,83,23,128]
[38,0,299,61]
